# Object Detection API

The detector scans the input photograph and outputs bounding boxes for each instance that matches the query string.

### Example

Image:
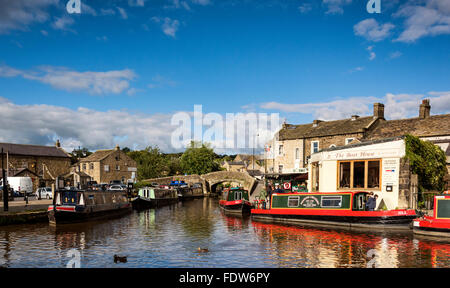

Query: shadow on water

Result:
[0,197,449,267]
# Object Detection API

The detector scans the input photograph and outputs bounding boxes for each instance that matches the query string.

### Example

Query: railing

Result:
[420,191,441,210]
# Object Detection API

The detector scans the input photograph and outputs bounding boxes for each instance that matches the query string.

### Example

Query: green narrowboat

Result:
[219,187,253,215]
[251,191,417,229]
[132,187,178,210]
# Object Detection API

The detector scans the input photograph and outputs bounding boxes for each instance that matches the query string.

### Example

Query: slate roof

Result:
[278,116,377,140]
[0,142,70,158]
[366,114,450,140]
[79,149,114,162]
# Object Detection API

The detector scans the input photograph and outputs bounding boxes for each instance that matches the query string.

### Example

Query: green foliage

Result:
[127,146,166,180]
[70,147,92,164]
[404,134,447,192]
[180,141,221,175]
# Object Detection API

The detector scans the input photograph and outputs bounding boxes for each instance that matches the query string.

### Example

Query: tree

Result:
[70,147,92,164]
[127,146,165,180]
[180,141,220,175]
[404,134,447,192]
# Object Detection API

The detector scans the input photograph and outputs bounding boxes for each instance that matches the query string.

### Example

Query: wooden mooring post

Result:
[2,148,8,211]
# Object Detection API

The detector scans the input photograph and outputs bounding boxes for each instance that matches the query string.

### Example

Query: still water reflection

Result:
[0,197,449,268]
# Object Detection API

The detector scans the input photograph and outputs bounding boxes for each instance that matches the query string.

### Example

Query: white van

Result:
[4,177,33,196]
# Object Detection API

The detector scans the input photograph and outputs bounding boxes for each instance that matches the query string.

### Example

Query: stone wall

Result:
[304,133,365,163]
[1,155,71,191]
[80,150,137,184]
[398,157,413,209]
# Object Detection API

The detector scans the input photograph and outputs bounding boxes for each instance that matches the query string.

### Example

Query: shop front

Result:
[307,138,412,210]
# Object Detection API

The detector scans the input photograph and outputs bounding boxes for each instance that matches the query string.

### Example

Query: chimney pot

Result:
[55,139,61,148]
[419,99,431,119]
[373,103,385,119]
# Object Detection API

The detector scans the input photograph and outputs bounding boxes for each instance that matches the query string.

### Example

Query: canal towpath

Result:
[0,198,52,226]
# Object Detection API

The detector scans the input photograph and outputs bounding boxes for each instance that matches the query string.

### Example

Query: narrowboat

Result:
[131,186,178,210]
[251,191,417,230]
[48,188,132,225]
[413,193,450,238]
[219,187,253,215]
[171,181,204,201]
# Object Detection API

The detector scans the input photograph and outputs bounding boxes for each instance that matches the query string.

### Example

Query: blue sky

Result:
[0,0,449,153]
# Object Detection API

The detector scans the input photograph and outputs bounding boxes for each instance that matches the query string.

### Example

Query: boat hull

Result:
[219,200,253,215]
[413,217,450,238]
[251,209,417,230]
[131,196,178,210]
[48,204,132,225]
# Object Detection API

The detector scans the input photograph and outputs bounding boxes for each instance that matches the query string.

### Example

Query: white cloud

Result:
[298,3,313,14]
[148,75,177,88]
[128,0,146,7]
[349,66,364,73]
[394,0,450,42]
[259,91,450,121]
[153,17,180,37]
[367,46,376,60]
[354,18,395,42]
[0,97,178,152]
[100,8,116,16]
[51,16,75,31]
[117,7,128,19]
[322,0,352,15]
[0,64,136,95]
[389,51,402,59]
[191,0,211,6]
[0,0,58,34]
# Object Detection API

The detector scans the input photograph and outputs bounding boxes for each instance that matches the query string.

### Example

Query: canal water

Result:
[0,197,449,268]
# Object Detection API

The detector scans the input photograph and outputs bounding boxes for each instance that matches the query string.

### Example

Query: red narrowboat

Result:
[413,192,450,238]
[219,187,253,215]
[251,191,417,230]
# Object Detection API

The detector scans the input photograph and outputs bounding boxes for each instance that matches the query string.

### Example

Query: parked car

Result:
[110,180,122,185]
[35,187,53,199]
[109,185,124,191]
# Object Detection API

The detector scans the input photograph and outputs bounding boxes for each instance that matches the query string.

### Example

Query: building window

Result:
[104,165,110,172]
[82,163,86,170]
[311,141,319,153]
[89,163,94,170]
[116,165,120,171]
[279,145,284,155]
[295,148,300,160]
[337,159,381,190]
[345,138,354,145]
[278,165,283,174]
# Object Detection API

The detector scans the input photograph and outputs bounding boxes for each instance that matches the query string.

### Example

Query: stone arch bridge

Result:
[143,171,258,196]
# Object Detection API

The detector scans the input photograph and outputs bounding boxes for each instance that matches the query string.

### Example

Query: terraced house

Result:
[77,145,137,184]
[266,100,450,183]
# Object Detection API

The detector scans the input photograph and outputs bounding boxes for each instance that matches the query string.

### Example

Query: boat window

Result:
[235,191,242,201]
[321,196,342,208]
[288,196,300,207]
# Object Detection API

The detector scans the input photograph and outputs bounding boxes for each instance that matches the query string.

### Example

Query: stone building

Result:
[265,103,385,175]
[266,100,450,179]
[308,137,416,210]
[78,145,137,184]
[0,140,71,191]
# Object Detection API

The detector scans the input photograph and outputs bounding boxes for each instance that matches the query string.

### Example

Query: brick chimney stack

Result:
[115,144,120,151]
[373,103,385,119]
[419,99,431,119]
